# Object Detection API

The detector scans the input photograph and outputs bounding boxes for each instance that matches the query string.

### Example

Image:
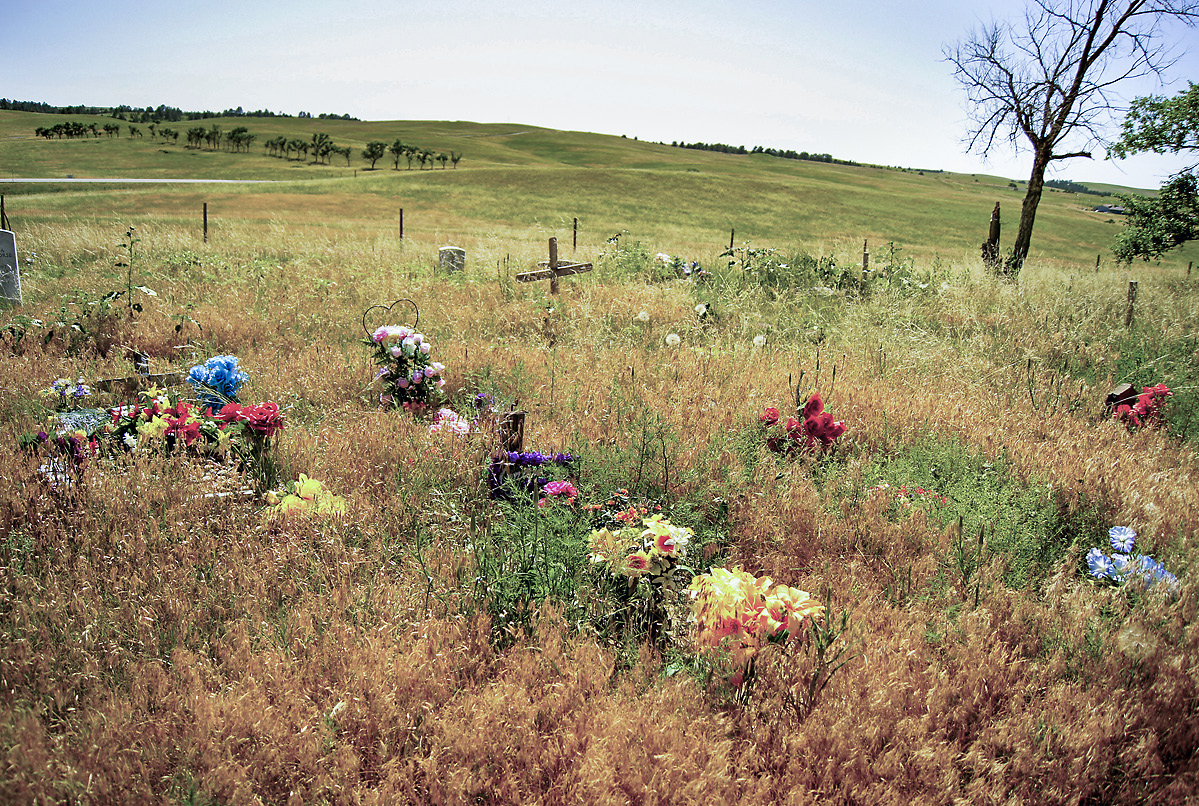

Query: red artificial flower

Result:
[166,417,201,446]
[243,401,284,436]
[760,407,780,426]
[211,402,245,424]
[802,393,824,420]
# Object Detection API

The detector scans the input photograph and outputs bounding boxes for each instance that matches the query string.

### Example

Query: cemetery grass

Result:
[1,211,1198,805]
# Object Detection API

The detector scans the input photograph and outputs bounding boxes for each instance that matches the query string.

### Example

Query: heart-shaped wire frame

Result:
[362,298,420,338]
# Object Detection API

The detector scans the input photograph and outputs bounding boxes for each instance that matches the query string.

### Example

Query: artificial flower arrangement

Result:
[263,474,346,519]
[538,480,579,507]
[41,377,94,411]
[187,355,249,408]
[689,567,826,688]
[588,513,693,582]
[1113,383,1171,430]
[366,325,445,413]
[587,513,695,645]
[654,252,710,281]
[866,482,948,519]
[487,450,575,501]
[583,487,664,528]
[428,407,471,437]
[18,427,98,490]
[1086,525,1180,595]
[759,392,847,457]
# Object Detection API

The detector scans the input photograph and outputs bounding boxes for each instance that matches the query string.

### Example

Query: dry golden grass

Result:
[2,220,1197,805]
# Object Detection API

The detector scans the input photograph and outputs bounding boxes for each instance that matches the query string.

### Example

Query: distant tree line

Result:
[1044,179,1111,197]
[670,140,858,166]
[29,117,461,171]
[1,99,357,123]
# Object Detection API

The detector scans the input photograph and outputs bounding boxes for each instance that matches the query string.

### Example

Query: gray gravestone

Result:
[0,230,20,305]
[438,246,465,274]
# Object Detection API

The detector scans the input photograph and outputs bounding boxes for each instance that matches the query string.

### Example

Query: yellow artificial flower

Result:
[294,473,323,500]
[137,415,169,441]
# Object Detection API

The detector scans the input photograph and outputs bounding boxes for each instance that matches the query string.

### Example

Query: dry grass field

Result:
[2,112,1198,804]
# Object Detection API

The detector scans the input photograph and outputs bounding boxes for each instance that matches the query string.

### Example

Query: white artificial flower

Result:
[636,310,650,323]
[695,303,708,317]
[753,335,767,348]
[655,252,672,264]
[665,333,681,347]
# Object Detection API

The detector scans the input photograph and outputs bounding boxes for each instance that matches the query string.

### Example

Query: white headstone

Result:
[0,230,19,305]
[438,246,465,274]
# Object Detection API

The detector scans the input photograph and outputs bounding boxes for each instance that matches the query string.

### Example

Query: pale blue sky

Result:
[6,0,1198,188]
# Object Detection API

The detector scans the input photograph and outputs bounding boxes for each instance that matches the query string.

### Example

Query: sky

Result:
[6,0,1198,189]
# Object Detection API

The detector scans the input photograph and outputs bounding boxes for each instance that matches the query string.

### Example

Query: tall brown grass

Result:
[2,221,1196,804]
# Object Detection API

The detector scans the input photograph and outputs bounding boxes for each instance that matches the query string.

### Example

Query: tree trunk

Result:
[1010,149,1051,276]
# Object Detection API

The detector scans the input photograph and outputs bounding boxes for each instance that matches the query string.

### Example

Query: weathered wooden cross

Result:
[515,237,591,294]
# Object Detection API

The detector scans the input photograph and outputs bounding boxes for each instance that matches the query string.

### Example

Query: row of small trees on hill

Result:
[32,119,463,171]
[262,132,352,165]
[359,140,461,170]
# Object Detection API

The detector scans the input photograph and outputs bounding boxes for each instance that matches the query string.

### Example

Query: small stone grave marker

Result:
[0,229,21,304]
[516,238,592,294]
[1105,382,1137,415]
[439,246,466,274]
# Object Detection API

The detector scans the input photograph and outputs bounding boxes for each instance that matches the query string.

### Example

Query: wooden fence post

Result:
[203,203,208,244]
[1125,280,1138,327]
[573,217,578,250]
[729,228,735,250]
[862,239,870,282]
[400,208,404,240]
[549,237,559,295]
[0,195,9,231]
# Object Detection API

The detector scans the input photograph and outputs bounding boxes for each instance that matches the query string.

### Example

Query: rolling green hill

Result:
[2,109,1192,269]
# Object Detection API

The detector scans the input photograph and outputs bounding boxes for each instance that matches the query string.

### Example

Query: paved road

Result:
[0,178,278,183]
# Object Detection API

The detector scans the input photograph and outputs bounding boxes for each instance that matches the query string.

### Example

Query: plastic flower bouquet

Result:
[264,474,346,520]
[1113,383,1171,430]
[1086,525,1180,595]
[102,389,285,492]
[760,392,847,457]
[366,325,445,412]
[41,377,93,411]
[583,487,664,529]
[587,514,695,645]
[187,355,249,409]
[487,450,574,501]
[689,567,826,688]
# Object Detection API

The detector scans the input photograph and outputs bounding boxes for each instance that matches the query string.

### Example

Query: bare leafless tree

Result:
[945,0,1199,276]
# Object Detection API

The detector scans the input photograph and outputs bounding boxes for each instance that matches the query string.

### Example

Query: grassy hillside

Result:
[4,110,1192,270]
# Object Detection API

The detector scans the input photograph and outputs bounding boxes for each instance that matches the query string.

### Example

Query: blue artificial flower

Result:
[1109,526,1136,554]
[188,355,249,405]
[1086,547,1115,580]
[1110,553,1131,577]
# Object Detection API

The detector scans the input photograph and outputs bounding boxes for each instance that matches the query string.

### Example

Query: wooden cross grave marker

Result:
[515,237,591,294]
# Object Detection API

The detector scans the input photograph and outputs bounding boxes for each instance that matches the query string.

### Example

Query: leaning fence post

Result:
[1125,280,1138,327]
